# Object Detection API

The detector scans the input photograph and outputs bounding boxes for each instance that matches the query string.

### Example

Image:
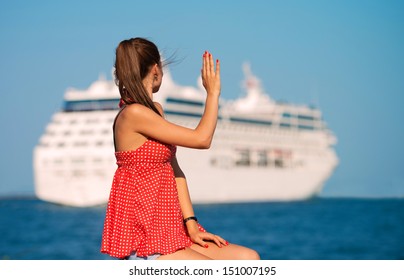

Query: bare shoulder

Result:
[118,103,164,129]
[121,103,152,119]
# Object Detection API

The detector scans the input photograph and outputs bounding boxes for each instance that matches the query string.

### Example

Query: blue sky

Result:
[0,0,403,197]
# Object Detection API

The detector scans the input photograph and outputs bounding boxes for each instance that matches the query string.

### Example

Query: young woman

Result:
[101,37,260,260]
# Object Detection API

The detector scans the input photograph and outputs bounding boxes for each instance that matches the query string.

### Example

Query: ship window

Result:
[298,124,315,130]
[57,142,65,147]
[86,119,99,124]
[165,110,203,118]
[101,129,110,134]
[95,141,104,146]
[166,97,204,107]
[63,131,71,136]
[72,170,85,177]
[230,117,272,126]
[54,158,63,164]
[95,170,106,177]
[257,150,268,166]
[79,130,93,135]
[282,112,294,118]
[64,99,120,112]
[74,141,88,147]
[298,114,315,121]
[274,158,283,168]
[280,123,291,128]
[235,149,250,166]
[54,170,64,176]
[71,158,84,163]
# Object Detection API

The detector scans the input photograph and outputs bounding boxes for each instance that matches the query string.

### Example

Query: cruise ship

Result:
[33,63,338,207]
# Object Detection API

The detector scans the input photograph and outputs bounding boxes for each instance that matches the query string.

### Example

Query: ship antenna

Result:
[242,62,262,96]
[242,62,253,79]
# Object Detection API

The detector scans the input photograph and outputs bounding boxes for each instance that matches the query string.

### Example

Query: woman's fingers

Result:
[202,51,208,78]
[191,234,207,248]
[202,51,218,76]
[193,232,228,248]
[209,52,214,74]
[210,234,228,248]
[201,50,221,96]
[215,234,228,246]
[205,51,210,74]
[215,58,220,77]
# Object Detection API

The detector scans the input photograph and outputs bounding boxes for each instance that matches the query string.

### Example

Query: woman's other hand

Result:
[201,51,221,98]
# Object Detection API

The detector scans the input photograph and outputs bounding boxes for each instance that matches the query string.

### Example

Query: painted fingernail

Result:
[216,59,219,63]
[225,241,229,245]
[204,244,209,248]
[209,53,211,57]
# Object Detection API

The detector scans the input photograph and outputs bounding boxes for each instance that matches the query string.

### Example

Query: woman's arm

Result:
[171,156,197,230]
[121,52,220,149]
[171,156,227,248]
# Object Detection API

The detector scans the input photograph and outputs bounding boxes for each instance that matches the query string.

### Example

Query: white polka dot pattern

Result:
[101,139,205,258]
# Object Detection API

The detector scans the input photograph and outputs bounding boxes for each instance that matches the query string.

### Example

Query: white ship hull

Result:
[177,146,336,203]
[33,64,338,207]
[34,147,115,207]
[34,114,338,207]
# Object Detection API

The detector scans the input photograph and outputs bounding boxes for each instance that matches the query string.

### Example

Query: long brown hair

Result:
[114,37,162,116]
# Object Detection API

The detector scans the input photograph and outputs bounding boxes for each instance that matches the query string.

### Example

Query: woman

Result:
[101,37,260,260]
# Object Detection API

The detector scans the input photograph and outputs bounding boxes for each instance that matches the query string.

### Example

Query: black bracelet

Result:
[183,216,198,224]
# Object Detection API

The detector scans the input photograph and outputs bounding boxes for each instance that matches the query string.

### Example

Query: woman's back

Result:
[115,139,175,167]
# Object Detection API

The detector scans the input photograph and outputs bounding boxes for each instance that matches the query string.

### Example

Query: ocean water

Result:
[0,197,403,260]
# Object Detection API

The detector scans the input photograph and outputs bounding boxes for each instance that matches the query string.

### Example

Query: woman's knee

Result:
[243,248,260,260]
[233,246,260,260]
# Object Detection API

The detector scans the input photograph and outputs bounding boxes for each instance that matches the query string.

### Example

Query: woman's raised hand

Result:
[201,51,221,97]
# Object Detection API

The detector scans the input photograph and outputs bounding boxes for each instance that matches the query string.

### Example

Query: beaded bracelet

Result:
[183,216,198,224]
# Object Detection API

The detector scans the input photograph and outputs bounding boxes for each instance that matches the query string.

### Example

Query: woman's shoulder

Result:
[122,103,153,116]
[119,103,163,123]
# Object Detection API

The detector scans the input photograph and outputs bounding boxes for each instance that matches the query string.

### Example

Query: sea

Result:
[1,197,403,260]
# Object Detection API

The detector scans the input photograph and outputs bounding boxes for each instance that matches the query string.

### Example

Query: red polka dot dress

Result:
[101,139,205,259]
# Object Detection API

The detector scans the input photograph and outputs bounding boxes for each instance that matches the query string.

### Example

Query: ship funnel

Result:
[242,62,266,97]
[236,62,272,111]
